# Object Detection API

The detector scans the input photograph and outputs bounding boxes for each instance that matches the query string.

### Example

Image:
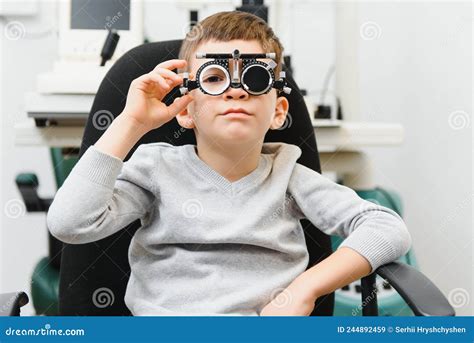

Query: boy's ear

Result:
[270,95,290,130]
[175,100,195,129]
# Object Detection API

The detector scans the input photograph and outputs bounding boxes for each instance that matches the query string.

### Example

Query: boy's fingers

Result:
[167,94,194,117]
[133,74,167,93]
[165,76,184,88]
[152,67,183,83]
[146,73,170,91]
[154,59,187,71]
[178,72,195,79]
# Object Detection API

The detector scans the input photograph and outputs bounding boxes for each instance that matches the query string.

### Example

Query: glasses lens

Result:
[242,65,271,94]
[199,65,230,95]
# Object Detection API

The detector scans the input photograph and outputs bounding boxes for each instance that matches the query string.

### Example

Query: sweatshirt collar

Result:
[182,144,270,196]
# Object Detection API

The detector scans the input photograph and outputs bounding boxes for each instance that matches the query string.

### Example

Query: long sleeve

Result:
[47,144,156,245]
[288,163,412,272]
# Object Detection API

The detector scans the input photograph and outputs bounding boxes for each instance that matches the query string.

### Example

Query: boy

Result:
[47,11,411,316]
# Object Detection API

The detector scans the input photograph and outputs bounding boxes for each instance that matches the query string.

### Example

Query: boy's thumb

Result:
[167,94,194,117]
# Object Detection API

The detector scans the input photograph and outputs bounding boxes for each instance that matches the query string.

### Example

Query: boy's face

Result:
[176,39,289,147]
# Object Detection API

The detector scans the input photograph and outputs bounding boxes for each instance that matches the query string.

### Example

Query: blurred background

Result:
[0,0,472,316]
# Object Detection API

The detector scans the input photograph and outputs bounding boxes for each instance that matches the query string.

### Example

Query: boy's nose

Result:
[223,86,249,100]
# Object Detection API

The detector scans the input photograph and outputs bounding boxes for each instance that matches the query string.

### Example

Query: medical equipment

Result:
[58,0,142,62]
[100,29,121,66]
[34,0,143,96]
[237,0,268,22]
[27,0,144,127]
[179,49,292,96]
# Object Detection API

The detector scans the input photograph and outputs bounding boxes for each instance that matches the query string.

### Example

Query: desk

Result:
[14,121,404,190]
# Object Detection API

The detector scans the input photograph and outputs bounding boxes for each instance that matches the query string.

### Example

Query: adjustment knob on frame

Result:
[180,72,190,94]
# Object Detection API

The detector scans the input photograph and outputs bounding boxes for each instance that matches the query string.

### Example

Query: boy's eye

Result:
[203,75,225,83]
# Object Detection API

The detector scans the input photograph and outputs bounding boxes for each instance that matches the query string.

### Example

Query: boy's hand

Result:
[121,59,194,133]
[259,277,316,316]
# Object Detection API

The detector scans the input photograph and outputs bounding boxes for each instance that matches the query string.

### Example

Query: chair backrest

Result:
[58,39,334,316]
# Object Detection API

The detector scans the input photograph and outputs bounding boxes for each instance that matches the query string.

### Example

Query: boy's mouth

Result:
[221,108,252,116]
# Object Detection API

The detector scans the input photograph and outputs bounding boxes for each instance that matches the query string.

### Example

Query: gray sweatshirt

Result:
[47,142,411,316]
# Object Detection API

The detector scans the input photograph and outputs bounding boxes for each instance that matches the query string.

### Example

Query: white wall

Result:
[1,1,58,316]
[356,1,472,315]
[1,0,472,316]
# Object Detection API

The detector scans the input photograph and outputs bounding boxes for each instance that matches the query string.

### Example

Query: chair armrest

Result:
[375,262,455,316]
[0,292,29,316]
[15,173,53,212]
